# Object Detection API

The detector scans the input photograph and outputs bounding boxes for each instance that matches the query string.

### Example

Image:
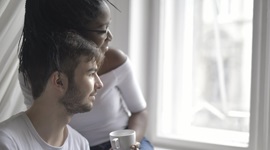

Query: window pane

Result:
[157,0,253,147]
[192,0,252,131]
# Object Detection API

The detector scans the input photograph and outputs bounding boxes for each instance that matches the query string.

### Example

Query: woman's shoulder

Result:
[98,47,127,75]
[105,48,127,63]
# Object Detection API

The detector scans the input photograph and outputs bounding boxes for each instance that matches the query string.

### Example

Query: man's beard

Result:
[60,82,92,114]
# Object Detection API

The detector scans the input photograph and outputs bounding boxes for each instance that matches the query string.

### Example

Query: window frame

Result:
[142,0,270,149]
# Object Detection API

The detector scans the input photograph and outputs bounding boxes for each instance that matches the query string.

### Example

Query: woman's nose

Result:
[106,29,113,41]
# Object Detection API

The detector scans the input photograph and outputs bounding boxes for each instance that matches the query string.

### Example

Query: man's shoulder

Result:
[0,112,30,141]
[0,112,25,130]
[0,112,28,150]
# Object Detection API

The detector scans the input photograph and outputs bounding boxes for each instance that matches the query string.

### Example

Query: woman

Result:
[19,0,153,149]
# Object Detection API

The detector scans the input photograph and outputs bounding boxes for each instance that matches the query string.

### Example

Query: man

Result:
[0,32,104,150]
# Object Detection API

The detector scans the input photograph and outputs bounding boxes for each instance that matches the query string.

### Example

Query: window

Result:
[146,0,270,149]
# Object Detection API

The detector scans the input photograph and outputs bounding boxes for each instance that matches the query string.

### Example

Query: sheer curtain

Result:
[0,0,26,122]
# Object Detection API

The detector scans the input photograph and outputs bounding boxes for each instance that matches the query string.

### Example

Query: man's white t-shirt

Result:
[0,112,90,150]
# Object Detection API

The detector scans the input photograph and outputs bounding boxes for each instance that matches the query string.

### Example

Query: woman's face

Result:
[85,1,113,54]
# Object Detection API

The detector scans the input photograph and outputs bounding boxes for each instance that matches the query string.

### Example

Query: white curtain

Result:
[0,0,26,122]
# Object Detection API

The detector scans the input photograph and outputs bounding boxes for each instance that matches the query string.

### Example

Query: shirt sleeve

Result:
[18,72,33,108]
[115,58,147,113]
[0,131,17,150]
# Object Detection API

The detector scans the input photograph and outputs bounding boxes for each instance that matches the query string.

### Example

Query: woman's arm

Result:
[102,48,149,142]
[128,109,148,142]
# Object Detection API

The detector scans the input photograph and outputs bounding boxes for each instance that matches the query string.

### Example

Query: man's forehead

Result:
[75,58,97,74]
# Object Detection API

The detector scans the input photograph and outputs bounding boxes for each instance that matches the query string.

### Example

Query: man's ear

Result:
[51,71,67,91]
[56,77,63,86]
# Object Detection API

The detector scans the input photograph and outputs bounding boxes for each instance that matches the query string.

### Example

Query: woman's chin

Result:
[101,46,109,53]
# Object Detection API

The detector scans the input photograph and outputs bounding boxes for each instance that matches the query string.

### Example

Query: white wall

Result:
[108,0,130,54]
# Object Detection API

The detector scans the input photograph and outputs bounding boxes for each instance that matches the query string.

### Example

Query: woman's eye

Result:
[97,30,107,34]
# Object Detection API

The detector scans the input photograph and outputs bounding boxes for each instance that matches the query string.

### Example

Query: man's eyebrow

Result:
[87,68,98,72]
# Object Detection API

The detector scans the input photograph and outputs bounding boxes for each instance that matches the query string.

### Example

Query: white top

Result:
[19,58,147,146]
[0,112,90,150]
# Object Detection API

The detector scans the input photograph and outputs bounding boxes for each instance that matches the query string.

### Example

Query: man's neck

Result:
[25,99,71,147]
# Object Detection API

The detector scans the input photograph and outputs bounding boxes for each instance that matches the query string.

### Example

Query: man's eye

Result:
[88,72,95,76]
[89,72,98,77]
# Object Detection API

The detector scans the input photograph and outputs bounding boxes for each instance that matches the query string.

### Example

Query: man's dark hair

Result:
[19,31,103,99]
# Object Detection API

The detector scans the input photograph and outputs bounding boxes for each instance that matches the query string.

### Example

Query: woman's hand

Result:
[109,141,140,150]
[130,141,140,150]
